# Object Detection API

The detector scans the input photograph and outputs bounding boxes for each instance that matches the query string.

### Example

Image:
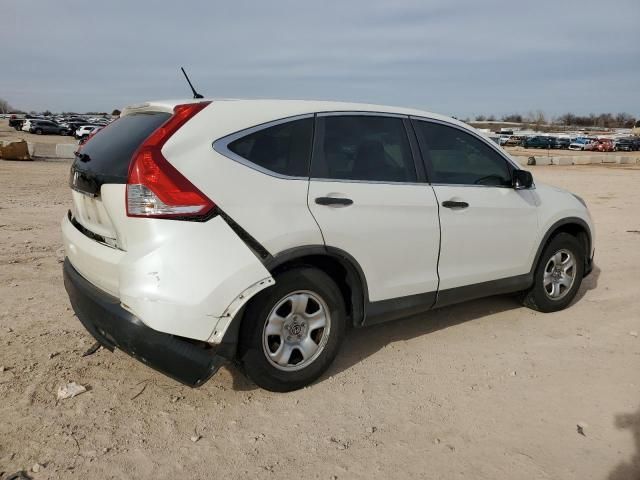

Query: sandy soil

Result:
[0,160,639,480]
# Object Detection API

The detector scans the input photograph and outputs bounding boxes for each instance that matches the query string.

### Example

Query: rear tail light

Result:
[126,102,214,219]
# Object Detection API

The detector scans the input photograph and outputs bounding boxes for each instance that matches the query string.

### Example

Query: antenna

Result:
[180,67,204,99]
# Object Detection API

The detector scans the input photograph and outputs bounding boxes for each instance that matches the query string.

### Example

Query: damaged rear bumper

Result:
[63,259,225,387]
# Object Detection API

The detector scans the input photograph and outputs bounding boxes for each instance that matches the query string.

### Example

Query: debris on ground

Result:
[629,331,638,338]
[5,471,32,480]
[57,382,87,400]
[31,463,44,473]
[0,140,31,161]
[190,435,202,443]
[576,422,588,436]
[81,341,102,357]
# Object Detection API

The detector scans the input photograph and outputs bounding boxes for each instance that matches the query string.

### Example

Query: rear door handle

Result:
[442,200,469,209]
[315,197,353,206]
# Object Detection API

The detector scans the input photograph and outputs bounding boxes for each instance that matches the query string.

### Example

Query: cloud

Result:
[1,0,638,117]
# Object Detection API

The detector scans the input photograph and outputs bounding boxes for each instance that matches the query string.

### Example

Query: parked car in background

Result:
[596,139,615,152]
[569,138,597,151]
[614,138,636,152]
[60,121,87,136]
[21,119,34,132]
[499,135,521,147]
[77,126,103,146]
[552,137,570,149]
[75,125,100,139]
[8,115,23,130]
[29,120,64,135]
[62,98,595,391]
[523,136,554,149]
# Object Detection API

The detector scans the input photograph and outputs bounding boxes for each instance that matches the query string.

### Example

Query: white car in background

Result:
[62,99,595,391]
[569,138,597,151]
[74,125,100,140]
[21,119,33,132]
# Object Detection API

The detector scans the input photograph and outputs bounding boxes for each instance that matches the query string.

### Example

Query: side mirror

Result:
[513,169,534,190]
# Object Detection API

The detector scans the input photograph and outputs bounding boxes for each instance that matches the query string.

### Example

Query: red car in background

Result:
[596,139,615,152]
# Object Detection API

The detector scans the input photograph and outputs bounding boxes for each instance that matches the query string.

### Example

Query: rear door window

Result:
[312,115,416,182]
[227,118,313,177]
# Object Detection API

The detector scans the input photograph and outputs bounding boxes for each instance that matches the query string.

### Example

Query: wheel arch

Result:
[221,246,368,360]
[532,217,592,274]
[264,246,368,328]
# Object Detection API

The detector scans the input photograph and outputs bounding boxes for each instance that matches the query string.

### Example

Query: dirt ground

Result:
[0,159,639,480]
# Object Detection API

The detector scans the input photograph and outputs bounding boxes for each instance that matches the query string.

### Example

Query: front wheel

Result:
[239,267,346,392]
[522,233,585,312]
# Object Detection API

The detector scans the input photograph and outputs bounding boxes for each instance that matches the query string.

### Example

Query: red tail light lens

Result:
[126,102,214,219]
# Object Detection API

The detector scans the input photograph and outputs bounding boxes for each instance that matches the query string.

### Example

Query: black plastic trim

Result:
[216,207,272,261]
[435,273,532,309]
[68,210,110,246]
[364,290,437,326]
[405,118,429,183]
[63,259,226,387]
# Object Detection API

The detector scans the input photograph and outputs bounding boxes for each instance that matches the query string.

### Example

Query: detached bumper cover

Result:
[63,259,225,387]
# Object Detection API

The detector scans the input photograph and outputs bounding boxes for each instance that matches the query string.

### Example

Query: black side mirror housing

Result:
[513,169,534,190]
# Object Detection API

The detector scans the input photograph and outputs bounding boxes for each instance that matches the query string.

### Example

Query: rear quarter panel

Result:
[161,101,325,255]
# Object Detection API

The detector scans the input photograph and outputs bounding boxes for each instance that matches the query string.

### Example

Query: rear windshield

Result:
[73,112,170,182]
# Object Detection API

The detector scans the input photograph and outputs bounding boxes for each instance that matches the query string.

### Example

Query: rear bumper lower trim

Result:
[63,259,225,387]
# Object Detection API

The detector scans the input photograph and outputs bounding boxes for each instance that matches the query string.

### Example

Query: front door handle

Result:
[442,200,469,209]
[315,197,353,206]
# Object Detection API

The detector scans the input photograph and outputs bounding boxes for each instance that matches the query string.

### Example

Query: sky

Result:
[2,0,639,118]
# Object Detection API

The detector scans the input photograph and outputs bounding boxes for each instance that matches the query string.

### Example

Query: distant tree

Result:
[0,98,13,114]
[533,110,546,130]
[42,110,52,116]
[473,111,634,129]
[111,109,121,116]
[615,112,634,128]
[501,113,523,123]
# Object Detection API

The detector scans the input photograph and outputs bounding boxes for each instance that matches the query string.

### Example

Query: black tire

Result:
[522,233,585,313]
[239,267,346,392]
[35,129,42,135]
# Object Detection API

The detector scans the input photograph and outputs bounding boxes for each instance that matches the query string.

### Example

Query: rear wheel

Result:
[240,267,346,392]
[35,129,43,135]
[522,233,585,312]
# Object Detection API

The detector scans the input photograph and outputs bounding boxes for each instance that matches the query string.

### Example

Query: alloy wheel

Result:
[262,290,331,371]
[543,249,576,300]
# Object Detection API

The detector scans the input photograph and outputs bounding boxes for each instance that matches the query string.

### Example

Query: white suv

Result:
[62,99,595,391]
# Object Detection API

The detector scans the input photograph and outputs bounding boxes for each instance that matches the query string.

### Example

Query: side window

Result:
[313,115,416,182]
[228,118,313,177]
[414,121,512,187]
